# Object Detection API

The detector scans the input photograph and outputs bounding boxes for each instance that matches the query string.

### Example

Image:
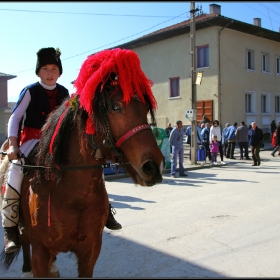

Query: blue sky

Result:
[1,1,280,102]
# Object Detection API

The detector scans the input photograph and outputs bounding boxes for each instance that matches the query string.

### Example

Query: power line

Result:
[10,11,189,74]
[0,8,188,18]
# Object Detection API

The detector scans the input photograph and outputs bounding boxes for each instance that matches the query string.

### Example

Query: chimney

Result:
[254,18,261,27]
[209,4,221,14]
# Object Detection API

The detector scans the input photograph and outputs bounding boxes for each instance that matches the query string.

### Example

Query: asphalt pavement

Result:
[1,141,280,278]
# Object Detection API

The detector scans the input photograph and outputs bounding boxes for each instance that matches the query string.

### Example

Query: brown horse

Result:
[0,48,164,277]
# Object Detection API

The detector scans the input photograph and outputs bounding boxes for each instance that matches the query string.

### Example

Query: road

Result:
[0,148,279,277]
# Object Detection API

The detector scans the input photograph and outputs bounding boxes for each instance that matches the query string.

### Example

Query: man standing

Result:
[165,123,173,138]
[165,122,173,153]
[248,122,263,166]
[225,122,238,159]
[169,120,187,178]
[235,121,250,160]
[201,122,211,161]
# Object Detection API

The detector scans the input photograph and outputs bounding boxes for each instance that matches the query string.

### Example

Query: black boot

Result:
[4,226,20,253]
[105,204,122,230]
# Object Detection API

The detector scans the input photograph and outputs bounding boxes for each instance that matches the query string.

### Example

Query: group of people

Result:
[2,47,122,254]
[166,115,270,176]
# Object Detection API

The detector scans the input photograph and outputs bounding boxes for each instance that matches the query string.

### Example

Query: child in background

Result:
[210,135,220,165]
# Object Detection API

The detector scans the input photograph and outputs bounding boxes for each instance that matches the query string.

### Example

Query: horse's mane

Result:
[34,97,88,182]
[34,76,157,183]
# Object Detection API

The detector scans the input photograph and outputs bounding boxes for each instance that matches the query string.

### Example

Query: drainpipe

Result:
[218,20,233,125]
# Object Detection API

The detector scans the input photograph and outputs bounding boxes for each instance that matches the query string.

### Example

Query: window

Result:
[276,56,280,75]
[275,95,280,113]
[262,52,270,73]
[261,92,270,113]
[261,95,267,113]
[197,45,209,68]
[245,91,256,113]
[246,49,255,70]
[245,93,252,113]
[169,77,180,98]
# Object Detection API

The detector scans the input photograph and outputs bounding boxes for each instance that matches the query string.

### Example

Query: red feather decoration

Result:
[74,48,157,117]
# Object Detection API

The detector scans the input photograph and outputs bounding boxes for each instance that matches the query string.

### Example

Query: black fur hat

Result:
[35,47,63,75]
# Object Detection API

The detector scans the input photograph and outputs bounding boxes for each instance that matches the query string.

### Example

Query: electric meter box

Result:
[185,109,196,121]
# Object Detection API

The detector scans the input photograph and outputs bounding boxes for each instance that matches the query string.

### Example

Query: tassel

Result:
[85,117,95,135]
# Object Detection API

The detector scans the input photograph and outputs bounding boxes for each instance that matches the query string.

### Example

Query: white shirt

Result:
[8,81,56,138]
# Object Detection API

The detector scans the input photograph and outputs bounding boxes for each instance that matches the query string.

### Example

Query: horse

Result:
[0,48,165,277]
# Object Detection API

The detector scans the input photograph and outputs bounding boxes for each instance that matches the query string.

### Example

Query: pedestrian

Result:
[248,121,263,166]
[235,121,250,160]
[271,122,280,157]
[209,120,226,164]
[200,114,211,126]
[185,124,192,159]
[210,135,220,165]
[201,121,211,161]
[169,120,188,178]
[225,122,238,159]
[222,123,230,157]
[271,120,276,140]
[165,122,173,138]
[185,122,203,160]
[165,122,173,153]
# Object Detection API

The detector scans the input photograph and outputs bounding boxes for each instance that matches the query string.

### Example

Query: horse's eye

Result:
[112,103,121,112]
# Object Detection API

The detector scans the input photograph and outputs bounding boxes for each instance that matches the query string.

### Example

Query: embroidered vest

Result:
[13,82,69,129]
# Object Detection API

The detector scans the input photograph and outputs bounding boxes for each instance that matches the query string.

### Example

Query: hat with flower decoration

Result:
[35,47,63,75]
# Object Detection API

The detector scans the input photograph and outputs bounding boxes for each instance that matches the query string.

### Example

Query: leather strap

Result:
[115,124,151,148]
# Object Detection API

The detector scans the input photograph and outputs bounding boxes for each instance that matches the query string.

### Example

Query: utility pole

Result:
[190,1,197,165]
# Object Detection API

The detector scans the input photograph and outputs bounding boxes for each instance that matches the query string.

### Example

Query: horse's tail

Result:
[0,246,21,270]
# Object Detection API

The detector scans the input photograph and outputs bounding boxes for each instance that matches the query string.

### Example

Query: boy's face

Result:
[37,64,60,86]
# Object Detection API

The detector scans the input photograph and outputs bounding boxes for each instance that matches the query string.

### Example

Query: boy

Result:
[2,47,69,253]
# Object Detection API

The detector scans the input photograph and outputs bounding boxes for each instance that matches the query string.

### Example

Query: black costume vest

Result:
[12,82,69,129]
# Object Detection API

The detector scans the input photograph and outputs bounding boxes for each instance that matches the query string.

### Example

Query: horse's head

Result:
[74,48,164,186]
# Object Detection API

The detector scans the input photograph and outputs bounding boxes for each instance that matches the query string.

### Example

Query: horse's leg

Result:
[31,245,52,277]
[77,247,101,278]
[20,234,32,277]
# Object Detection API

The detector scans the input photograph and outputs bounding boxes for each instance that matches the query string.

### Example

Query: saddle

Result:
[22,143,39,175]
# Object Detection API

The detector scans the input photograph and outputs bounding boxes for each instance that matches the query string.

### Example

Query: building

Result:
[112,4,280,131]
[0,73,16,145]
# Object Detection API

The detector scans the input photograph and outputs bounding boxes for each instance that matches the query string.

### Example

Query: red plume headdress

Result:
[74,48,157,116]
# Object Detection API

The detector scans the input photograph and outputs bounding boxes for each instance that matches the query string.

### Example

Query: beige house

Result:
[0,73,16,145]
[113,4,280,133]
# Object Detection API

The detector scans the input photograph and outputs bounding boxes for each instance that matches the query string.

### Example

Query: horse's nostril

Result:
[141,161,157,176]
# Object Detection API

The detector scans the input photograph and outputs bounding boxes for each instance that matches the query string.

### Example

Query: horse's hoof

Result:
[50,271,60,278]
[50,262,60,277]
[22,271,32,277]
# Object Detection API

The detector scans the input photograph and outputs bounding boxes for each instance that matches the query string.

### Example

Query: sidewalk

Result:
[105,140,274,179]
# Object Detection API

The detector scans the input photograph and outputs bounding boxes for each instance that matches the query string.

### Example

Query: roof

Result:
[0,72,17,80]
[113,13,280,50]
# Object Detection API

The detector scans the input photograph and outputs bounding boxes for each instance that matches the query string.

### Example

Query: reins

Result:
[0,151,122,171]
